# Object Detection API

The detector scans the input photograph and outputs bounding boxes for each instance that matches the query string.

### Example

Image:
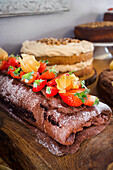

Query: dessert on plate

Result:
[20,38,94,77]
[74,21,113,42]
[104,8,113,21]
[97,60,113,105]
[0,51,112,155]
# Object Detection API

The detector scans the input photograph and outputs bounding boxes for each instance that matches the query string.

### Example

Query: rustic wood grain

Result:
[0,59,113,170]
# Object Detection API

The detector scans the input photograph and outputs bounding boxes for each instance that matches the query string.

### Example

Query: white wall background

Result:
[0,0,113,54]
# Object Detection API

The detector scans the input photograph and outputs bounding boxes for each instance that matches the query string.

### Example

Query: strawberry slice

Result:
[39,66,58,80]
[21,71,40,83]
[46,86,58,97]
[38,60,49,73]
[33,79,47,92]
[84,95,99,106]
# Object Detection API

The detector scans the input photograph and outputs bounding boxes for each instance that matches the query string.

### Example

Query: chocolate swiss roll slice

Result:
[0,72,112,146]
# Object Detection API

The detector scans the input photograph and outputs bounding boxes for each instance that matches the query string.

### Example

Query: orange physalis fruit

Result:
[19,54,40,73]
[0,48,8,61]
[56,73,79,93]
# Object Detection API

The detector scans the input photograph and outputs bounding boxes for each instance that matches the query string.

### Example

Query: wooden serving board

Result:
[0,59,113,170]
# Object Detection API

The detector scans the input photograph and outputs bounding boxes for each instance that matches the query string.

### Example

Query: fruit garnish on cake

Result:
[0,52,99,107]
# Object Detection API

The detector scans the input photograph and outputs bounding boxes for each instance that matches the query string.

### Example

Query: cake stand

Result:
[93,42,113,59]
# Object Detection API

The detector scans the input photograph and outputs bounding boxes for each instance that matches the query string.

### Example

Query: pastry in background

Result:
[74,21,113,42]
[97,60,113,105]
[0,48,8,61]
[21,38,94,77]
[104,8,113,21]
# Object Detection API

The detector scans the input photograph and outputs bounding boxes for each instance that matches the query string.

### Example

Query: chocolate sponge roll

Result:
[0,72,112,145]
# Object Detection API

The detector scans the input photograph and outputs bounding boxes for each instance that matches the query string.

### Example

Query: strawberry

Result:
[8,54,20,67]
[38,60,49,73]
[59,92,83,107]
[20,71,25,79]
[84,95,99,106]
[39,66,58,80]
[59,88,90,107]
[0,61,10,71]
[33,79,47,92]
[108,8,113,11]
[46,76,60,86]
[46,86,58,97]
[7,66,16,75]
[21,71,40,83]
[60,87,99,107]
[46,72,73,86]
[11,67,22,79]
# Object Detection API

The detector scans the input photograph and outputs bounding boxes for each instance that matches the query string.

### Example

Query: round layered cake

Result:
[21,38,94,77]
[74,21,113,42]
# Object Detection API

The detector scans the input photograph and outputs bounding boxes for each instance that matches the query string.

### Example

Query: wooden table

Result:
[0,59,113,170]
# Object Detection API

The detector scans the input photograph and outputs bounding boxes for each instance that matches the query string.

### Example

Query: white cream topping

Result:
[46,58,93,72]
[21,40,94,57]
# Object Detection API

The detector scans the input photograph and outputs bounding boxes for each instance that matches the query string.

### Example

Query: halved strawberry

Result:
[21,71,40,83]
[84,95,99,106]
[33,79,47,92]
[60,88,99,107]
[59,92,83,107]
[38,60,49,73]
[59,88,90,107]
[46,86,58,97]
[39,66,58,80]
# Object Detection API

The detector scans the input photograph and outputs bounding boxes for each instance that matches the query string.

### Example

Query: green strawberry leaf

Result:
[10,53,20,60]
[46,86,51,94]
[40,60,49,64]
[8,66,14,71]
[74,89,90,103]
[13,67,21,76]
[22,71,34,81]
[93,97,99,105]
[49,65,58,76]
[68,71,75,75]
[33,79,44,87]
[80,80,87,88]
